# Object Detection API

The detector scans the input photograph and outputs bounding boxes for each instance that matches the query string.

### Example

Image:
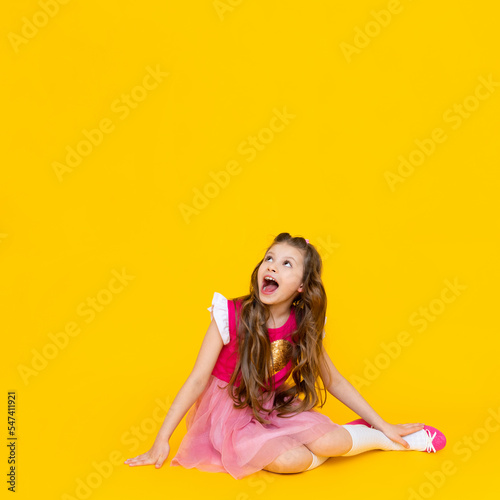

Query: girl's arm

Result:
[318,345,425,447]
[318,345,388,430]
[156,317,224,440]
[125,317,224,468]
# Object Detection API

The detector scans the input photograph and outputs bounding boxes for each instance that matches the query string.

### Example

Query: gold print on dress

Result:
[270,339,293,375]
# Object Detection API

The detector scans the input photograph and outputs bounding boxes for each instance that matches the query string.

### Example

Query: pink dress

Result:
[170,292,340,480]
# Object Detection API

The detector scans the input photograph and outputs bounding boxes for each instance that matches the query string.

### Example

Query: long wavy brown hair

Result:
[222,232,330,425]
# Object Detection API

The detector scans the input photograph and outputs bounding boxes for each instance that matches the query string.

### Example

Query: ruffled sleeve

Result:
[321,316,327,339]
[207,292,230,345]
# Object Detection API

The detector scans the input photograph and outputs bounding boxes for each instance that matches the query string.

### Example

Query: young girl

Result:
[124,232,446,479]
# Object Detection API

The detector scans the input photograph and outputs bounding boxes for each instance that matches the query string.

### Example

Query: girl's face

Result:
[257,243,305,306]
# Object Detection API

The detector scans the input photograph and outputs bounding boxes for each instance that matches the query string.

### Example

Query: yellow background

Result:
[2,0,499,499]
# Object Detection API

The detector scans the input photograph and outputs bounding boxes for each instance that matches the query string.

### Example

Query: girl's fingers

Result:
[388,433,409,448]
[155,453,165,469]
[125,455,151,466]
[400,423,425,430]
[125,449,168,468]
[128,459,151,467]
[126,458,141,465]
[401,428,422,436]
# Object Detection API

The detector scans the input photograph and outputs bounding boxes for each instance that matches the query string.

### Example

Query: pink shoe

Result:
[420,425,446,453]
[343,420,447,453]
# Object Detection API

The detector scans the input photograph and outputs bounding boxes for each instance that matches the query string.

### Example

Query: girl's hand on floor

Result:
[378,422,426,449]
[124,441,170,468]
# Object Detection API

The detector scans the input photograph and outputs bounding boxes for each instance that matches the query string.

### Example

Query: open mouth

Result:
[262,276,279,295]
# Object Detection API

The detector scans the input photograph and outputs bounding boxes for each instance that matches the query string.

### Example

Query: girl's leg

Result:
[306,425,433,457]
[263,428,353,474]
[262,445,314,474]
[263,424,438,473]
[305,426,354,456]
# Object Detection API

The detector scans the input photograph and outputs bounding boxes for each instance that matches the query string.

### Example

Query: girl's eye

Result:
[265,256,291,267]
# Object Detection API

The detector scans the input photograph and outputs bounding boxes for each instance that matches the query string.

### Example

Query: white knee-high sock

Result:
[340,425,429,456]
[305,451,329,470]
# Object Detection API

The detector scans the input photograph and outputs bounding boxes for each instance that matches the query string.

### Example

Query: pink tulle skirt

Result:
[170,374,341,480]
